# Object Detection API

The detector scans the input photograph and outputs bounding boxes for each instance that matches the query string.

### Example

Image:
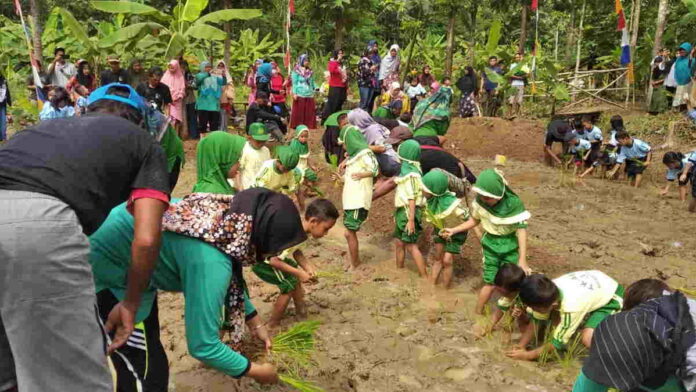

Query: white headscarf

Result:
[379,44,401,80]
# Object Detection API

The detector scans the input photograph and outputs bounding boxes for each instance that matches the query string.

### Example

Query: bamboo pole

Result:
[572,0,587,101]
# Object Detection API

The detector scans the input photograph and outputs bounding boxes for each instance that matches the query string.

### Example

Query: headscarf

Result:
[162,189,306,344]
[422,170,460,216]
[389,81,402,99]
[379,44,401,80]
[198,61,222,99]
[675,42,693,86]
[75,61,94,91]
[216,60,232,81]
[582,292,696,391]
[294,54,313,81]
[290,125,310,156]
[339,125,370,158]
[397,139,422,177]
[257,62,273,83]
[276,145,300,171]
[161,59,186,101]
[192,131,246,195]
[412,85,453,130]
[472,169,530,222]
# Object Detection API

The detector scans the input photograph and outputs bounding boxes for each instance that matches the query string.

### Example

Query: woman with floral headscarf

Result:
[291,54,317,129]
[412,85,453,137]
[89,188,304,389]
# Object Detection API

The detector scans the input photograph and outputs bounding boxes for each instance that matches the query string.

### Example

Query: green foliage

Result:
[227,29,283,75]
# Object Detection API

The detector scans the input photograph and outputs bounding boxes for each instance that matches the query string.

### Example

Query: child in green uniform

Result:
[442,169,531,314]
[252,199,339,327]
[290,125,319,195]
[254,145,305,210]
[422,169,470,288]
[393,140,428,278]
[339,124,379,269]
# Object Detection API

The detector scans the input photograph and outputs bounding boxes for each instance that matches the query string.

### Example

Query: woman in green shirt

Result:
[90,189,307,390]
[412,86,453,137]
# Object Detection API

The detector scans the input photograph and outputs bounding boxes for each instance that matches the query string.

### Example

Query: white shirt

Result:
[239,142,271,190]
[50,61,76,88]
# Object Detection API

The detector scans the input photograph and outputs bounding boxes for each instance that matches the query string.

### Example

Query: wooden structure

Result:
[555,67,633,113]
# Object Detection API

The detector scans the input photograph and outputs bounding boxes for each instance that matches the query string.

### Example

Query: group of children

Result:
[548,114,696,210]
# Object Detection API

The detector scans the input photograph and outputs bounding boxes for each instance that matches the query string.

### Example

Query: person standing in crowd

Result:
[649,56,670,115]
[39,86,75,121]
[256,61,274,97]
[671,42,695,112]
[161,60,186,138]
[0,84,171,392]
[379,45,401,90]
[46,47,76,89]
[0,73,11,142]
[358,49,377,111]
[216,60,235,132]
[291,54,318,130]
[456,66,479,118]
[180,60,198,139]
[367,40,382,110]
[246,60,262,105]
[508,52,529,117]
[322,50,348,122]
[195,61,224,136]
[481,56,504,117]
[128,59,147,89]
[66,60,96,93]
[270,61,289,121]
[663,48,678,107]
[136,67,173,116]
[418,66,435,92]
[101,55,130,86]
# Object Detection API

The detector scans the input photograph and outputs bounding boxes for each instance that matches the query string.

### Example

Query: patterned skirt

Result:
[459,94,479,118]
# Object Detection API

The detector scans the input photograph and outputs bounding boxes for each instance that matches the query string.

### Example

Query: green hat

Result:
[422,170,459,216]
[325,110,351,127]
[473,169,531,222]
[397,139,422,177]
[249,122,270,141]
[277,145,300,171]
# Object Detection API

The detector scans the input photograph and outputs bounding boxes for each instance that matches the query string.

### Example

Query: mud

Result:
[165,117,695,391]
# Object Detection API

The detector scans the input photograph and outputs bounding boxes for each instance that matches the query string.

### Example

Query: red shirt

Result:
[328,60,347,88]
[270,74,286,103]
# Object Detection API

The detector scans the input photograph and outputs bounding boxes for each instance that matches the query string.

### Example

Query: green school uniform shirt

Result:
[89,203,256,378]
[254,159,298,195]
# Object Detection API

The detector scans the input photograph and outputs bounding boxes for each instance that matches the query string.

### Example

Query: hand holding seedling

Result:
[248,363,279,384]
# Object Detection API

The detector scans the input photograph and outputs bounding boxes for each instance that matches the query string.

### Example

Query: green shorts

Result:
[344,208,369,232]
[393,206,423,244]
[434,232,468,254]
[251,258,299,294]
[481,232,519,284]
[584,285,625,329]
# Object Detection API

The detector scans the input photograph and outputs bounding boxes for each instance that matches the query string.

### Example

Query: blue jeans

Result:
[359,87,372,111]
[0,105,6,141]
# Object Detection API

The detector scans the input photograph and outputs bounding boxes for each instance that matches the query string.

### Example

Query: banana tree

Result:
[91,0,262,59]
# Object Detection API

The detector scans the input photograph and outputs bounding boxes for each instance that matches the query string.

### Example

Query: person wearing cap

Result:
[544,119,577,166]
[0,83,171,391]
[47,47,77,88]
[246,91,286,142]
[237,122,272,190]
[101,55,130,86]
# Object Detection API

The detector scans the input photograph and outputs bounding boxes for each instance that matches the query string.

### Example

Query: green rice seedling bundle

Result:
[271,320,321,371]
[678,287,696,297]
[279,373,326,392]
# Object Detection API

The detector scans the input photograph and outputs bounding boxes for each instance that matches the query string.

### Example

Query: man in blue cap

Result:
[0,83,170,391]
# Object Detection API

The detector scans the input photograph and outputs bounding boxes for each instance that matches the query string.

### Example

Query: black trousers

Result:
[198,110,221,134]
[322,86,347,122]
[98,290,168,392]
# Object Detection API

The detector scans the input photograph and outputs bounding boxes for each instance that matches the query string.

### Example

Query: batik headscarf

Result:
[257,62,273,84]
[290,125,310,157]
[412,85,453,130]
[294,54,313,82]
[162,189,306,344]
[192,131,246,195]
[397,139,422,177]
[675,42,693,86]
[339,125,370,158]
[422,169,460,217]
[276,145,300,171]
[472,169,530,223]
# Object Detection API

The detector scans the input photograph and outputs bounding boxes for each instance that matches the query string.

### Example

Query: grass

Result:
[279,373,326,392]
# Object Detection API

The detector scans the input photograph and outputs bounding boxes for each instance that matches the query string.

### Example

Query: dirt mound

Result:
[445,117,545,163]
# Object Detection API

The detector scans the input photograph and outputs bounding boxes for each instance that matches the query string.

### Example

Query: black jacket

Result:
[246,102,282,131]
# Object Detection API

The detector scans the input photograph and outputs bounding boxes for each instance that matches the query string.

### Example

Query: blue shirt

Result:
[579,126,603,143]
[483,66,503,91]
[39,104,75,121]
[666,152,696,180]
[617,138,651,163]
[569,139,592,154]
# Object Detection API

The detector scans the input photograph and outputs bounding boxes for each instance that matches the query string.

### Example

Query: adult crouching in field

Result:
[88,189,297,389]
[0,86,171,391]
[544,119,577,166]
[411,85,453,138]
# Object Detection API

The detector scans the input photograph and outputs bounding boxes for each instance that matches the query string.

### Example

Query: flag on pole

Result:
[531,0,538,12]
[615,0,626,30]
[620,28,631,66]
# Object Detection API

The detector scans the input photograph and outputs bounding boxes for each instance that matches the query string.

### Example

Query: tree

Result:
[519,0,528,54]
[652,0,669,57]
[29,0,43,63]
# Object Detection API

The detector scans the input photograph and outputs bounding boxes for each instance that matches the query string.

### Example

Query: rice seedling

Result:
[271,320,321,372]
[309,185,325,198]
[552,334,587,369]
[279,373,326,392]
[423,209,445,231]
[678,287,696,297]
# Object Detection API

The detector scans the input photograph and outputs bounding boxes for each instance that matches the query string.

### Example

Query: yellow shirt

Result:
[471,200,529,236]
[254,160,297,195]
[378,92,411,113]
[394,173,426,209]
[425,198,471,228]
[239,142,271,190]
[532,270,620,349]
[342,149,379,211]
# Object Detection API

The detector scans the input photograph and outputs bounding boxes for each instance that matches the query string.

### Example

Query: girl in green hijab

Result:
[442,168,531,315]
[254,145,305,209]
[290,124,318,186]
[393,140,428,278]
[192,131,247,194]
[422,169,471,288]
